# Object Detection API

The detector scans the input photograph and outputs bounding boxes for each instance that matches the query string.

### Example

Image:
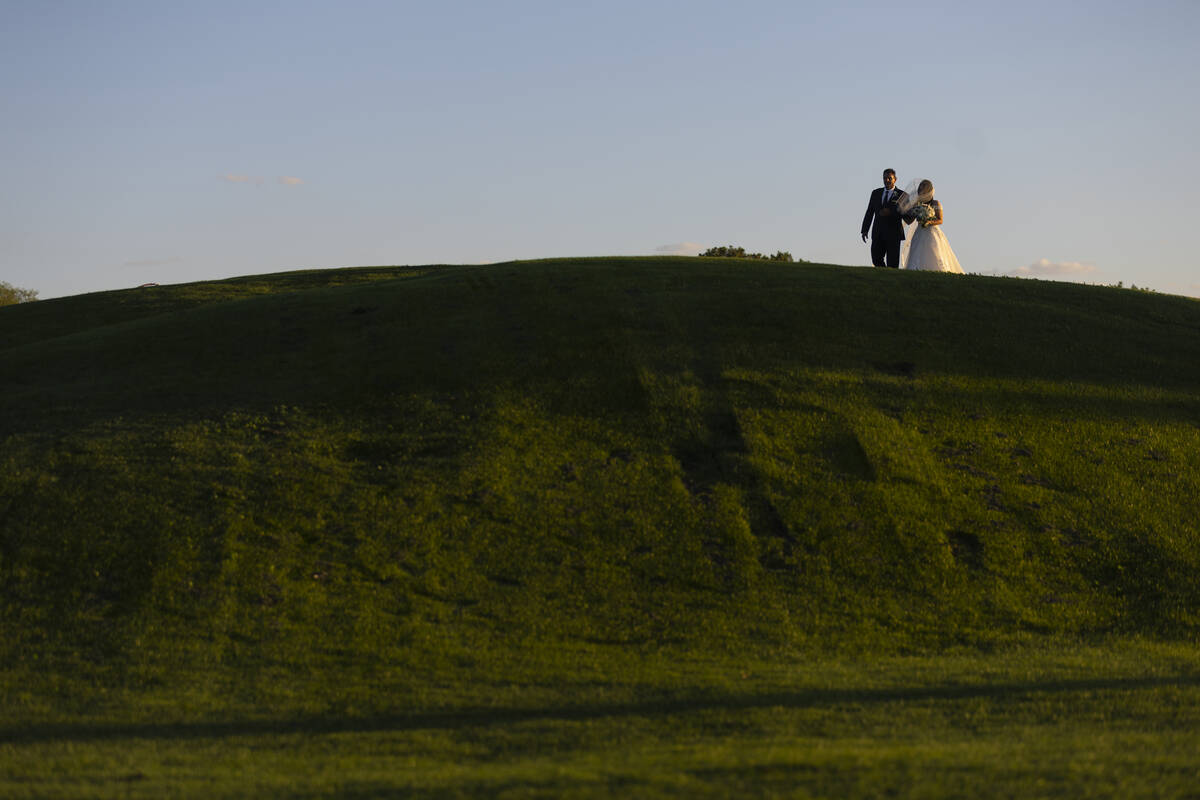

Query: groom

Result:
[861,168,908,268]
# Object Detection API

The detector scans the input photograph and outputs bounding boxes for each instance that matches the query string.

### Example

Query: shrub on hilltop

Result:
[0,281,38,306]
[699,246,799,262]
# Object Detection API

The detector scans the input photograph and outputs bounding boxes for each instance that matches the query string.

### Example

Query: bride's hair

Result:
[917,179,934,200]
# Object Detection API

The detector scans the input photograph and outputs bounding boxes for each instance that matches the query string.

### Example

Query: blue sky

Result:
[4,0,1198,299]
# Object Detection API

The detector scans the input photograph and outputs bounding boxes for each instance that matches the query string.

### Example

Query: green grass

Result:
[2,256,1200,796]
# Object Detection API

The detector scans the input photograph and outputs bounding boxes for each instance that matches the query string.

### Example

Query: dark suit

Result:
[862,187,908,268]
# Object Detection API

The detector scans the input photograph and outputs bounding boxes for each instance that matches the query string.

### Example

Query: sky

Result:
[3,0,1198,300]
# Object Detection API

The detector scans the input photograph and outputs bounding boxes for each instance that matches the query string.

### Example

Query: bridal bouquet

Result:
[912,203,936,227]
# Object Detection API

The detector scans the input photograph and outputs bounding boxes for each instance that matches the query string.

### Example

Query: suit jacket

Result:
[862,188,908,242]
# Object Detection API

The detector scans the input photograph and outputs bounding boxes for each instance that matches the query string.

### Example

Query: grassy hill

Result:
[3,257,1200,797]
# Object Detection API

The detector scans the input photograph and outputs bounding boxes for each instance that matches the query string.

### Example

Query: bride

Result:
[899,179,963,273]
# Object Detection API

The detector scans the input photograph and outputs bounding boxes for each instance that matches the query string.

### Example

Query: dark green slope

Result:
[2,257,1199,693]
[5,258,1198,423]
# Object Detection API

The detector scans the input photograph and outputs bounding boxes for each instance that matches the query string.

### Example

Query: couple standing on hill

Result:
[861,168,963,273]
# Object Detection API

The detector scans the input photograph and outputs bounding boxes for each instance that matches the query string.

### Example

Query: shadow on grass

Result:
[7,674,1200,745]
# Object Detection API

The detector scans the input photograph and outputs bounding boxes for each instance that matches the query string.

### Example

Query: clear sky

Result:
[4,0,1198,299]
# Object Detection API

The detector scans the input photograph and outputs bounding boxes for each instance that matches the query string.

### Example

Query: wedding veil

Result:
[897,178,934,215]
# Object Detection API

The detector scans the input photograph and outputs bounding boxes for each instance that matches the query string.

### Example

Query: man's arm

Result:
[861,191,876,242]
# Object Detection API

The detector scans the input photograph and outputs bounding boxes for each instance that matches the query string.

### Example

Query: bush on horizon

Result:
[0,280,38,306]
[699,245,799,262]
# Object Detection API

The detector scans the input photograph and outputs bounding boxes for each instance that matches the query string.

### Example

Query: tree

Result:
[698,246,799,263]
[0,281,38,306]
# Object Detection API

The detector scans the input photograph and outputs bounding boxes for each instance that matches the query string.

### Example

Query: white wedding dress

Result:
[903,200,963,273]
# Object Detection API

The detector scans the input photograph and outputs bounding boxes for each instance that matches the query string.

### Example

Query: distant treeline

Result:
[698,246,801,263]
